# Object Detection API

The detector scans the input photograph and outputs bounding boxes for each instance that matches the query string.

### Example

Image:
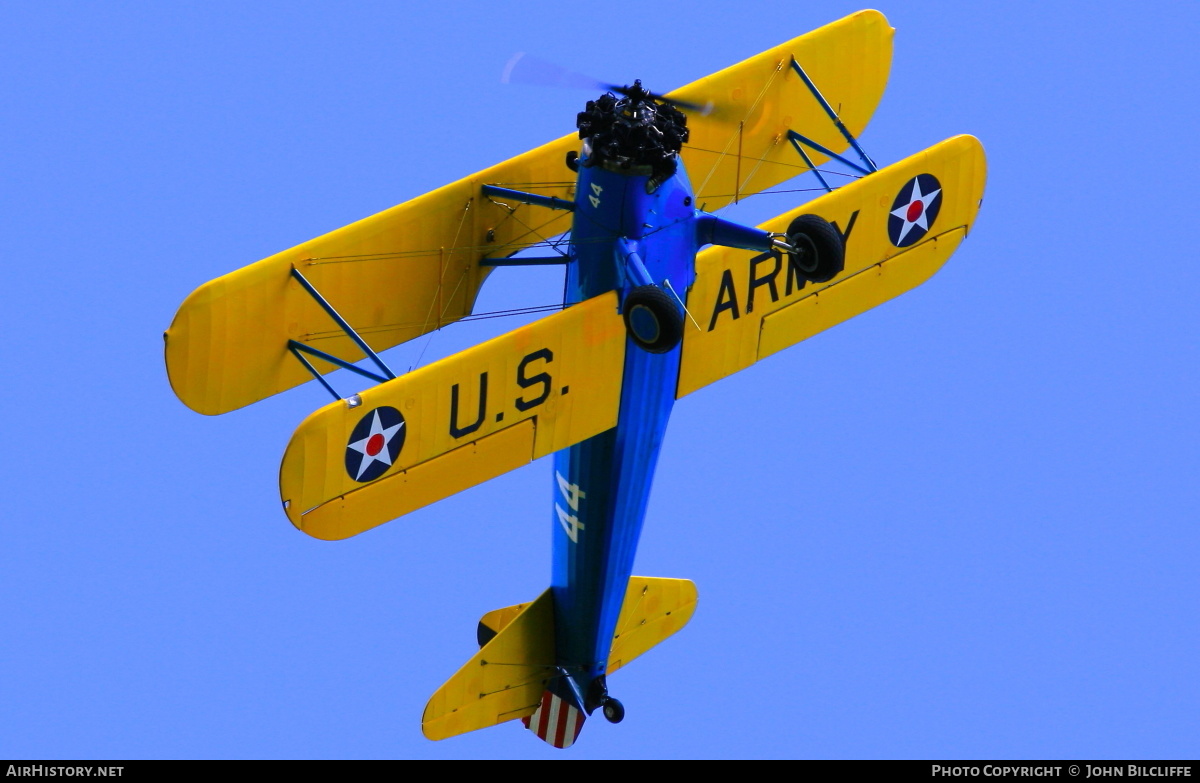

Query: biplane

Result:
[165,9,986,749]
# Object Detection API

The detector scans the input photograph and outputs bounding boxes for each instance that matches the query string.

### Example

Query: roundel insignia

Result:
[887,173,943,248]
[345,406,406,483]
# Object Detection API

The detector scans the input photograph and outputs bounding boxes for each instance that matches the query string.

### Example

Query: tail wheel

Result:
[786,213,845,283]
[601,697,625,724]
[623,285,683,354]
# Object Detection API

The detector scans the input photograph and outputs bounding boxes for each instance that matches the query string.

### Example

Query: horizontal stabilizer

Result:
[678,134,987,397]
[422,590,556,742]
[427,577,697,743]
[279,292,626,540]
[477,577,698,673]
[478,601,532,648]
[607,576,698,674]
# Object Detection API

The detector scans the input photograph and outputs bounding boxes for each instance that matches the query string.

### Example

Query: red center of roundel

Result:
[907,200,924,222]
[366,434,385,456]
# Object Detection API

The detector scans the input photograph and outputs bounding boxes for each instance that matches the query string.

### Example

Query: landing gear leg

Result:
[586,675,626,723]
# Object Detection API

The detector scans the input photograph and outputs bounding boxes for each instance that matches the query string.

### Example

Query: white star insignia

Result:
[891,178,942,245]
[347,410,405,480]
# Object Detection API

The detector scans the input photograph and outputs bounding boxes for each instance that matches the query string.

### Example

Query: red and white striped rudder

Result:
[522,689,586,749]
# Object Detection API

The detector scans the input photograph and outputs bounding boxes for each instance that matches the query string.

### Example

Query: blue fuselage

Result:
[549,159,698,706]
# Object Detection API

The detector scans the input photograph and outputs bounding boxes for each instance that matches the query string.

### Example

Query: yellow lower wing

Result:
[679,134,987,397]
[426,577,698,742]
[279,292,625,540]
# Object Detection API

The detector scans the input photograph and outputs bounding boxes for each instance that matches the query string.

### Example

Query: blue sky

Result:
[2,0,1197,759]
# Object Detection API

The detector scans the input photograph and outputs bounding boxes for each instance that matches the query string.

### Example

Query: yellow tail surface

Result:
[607,576,699,675]
[422,577,698,741]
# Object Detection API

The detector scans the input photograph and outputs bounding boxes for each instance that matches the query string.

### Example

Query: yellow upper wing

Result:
[679,134,987,397]
[674,8,893,209]
[279,292,625,541]
[165,136,579,416]
[165,10,893,416]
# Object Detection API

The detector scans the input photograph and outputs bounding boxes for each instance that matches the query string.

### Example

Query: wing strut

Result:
[787,130,872,178]
[290,267,397,380]
[787,133,835,193]
[287,340,389,383]
[789,58,878,174]
[480,256,570,267]
[285,267,399,403]
[480,185,575,212]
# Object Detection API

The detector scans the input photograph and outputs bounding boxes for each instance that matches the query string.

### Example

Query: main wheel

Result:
[786,213,845,283]
[623,285,684,354]
[601,697,625,724]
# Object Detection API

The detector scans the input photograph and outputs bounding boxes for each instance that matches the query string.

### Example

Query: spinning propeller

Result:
[501,52,714,116]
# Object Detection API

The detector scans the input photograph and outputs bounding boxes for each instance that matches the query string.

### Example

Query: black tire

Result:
[602,697,625,724]
[786,213,845,283]
[622,285,683,354]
